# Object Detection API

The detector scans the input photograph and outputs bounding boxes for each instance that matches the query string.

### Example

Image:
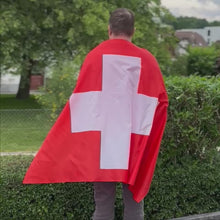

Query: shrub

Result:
[167,55,188,76]
[0,156,95,219]
[162,76,220,164]
[187,46,219,76]
[36,60,79,119]
[1,152,219,219]
[146,155,220,219]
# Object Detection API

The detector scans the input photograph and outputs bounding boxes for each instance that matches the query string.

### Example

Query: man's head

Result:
[108,8,135,41]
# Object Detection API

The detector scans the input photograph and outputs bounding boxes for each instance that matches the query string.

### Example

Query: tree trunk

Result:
[16,57,34,99]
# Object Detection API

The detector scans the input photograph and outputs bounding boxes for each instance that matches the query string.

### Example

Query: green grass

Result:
[0,94,42,109]
[0,109,53,152]
[0,95,53,152]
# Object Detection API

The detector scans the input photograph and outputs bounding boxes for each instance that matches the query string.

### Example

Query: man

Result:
[23,8,168,220]
[93,8,146,220]
[90,8,168,220]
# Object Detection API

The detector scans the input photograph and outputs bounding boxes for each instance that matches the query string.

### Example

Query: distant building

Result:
[175,26,220,55]
[0,73,20,94]
[176,26,220,46]
[175,31,207,47]
[175,31,207,55]
[0,73,44,94]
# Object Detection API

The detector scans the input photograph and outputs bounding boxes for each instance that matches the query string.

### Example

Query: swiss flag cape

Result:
[23,39,168,202]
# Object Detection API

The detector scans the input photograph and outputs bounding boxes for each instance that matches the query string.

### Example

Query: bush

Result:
[1,153,219,219]
[36,60,79,119]
[0,156,95,219]
[187,46,219,76]
[167,55,188,76]
[162,76,220,164]
[145,155,220,219]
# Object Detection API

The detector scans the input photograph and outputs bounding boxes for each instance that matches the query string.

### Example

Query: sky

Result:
[161,0,220,21]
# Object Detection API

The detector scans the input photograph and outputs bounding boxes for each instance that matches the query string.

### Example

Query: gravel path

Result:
[1,152,36,156]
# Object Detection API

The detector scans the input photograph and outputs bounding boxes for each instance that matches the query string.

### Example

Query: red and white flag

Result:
[23,39,168,202]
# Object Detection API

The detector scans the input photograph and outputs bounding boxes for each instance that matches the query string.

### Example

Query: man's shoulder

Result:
[133,45,156,60]
[85,40,158,65]
[87,40,109,54]
[85,41,107,60]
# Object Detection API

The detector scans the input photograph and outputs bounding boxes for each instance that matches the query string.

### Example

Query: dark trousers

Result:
[92,182,144,220]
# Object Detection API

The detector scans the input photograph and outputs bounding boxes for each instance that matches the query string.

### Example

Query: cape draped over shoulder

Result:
[23,39,168,203]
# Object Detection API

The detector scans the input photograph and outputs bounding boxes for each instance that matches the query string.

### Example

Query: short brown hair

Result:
[109,8,134,37]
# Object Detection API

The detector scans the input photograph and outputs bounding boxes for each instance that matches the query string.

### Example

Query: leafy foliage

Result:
[187,46,219,76]
[163,16,220,30]
[0,156,95,219]
[166,55,188,76]
[0,0,176,98]
[145,156,220,219]
[167,45,220,76]
[162,76,220,164]
[36,60,78,119]
[1,152,219,219]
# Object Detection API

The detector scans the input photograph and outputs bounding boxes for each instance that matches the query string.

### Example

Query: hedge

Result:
[1,76,220,219]
[162,76,219,164]
[187,46,219,76]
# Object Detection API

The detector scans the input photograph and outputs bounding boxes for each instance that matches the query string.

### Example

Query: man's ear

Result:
[131,28,135,37]
[108,25,112,37]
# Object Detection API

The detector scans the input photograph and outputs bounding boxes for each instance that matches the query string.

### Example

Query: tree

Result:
[0,0,109,99]
[36,0,177,114]
[1,0,176,99]
[1,0,58,98]
[163,16,220,30]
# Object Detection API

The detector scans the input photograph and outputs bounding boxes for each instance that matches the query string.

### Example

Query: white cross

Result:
[69,54,158,169]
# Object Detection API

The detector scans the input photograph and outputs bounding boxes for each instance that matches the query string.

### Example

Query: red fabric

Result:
[23,39,168,202]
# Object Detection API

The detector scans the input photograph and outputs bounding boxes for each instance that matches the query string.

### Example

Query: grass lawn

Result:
[0,94,54,152]
[0,94,42,109]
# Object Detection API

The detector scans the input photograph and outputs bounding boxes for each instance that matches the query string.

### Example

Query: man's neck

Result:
[109,34,132,42]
